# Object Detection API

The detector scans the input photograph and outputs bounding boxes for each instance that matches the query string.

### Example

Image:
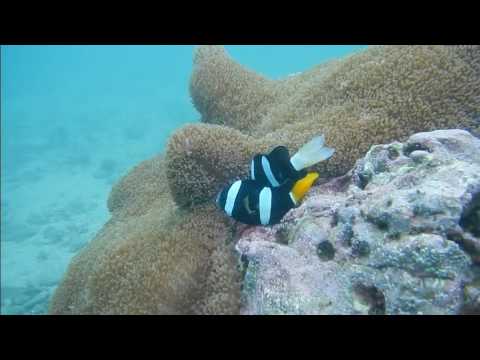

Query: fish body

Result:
[216,172,319,226]
[216,178,297,225]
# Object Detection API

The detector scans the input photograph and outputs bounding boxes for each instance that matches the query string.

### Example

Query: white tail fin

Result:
[290,135,335,171]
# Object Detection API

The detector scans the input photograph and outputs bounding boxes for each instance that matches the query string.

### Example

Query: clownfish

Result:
[250,135,335,188]
[216,172,320,226]
[216,135,334,226]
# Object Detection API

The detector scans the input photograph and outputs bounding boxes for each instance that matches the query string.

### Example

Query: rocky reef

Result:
[237,129,480,315]
[49,46,480,315]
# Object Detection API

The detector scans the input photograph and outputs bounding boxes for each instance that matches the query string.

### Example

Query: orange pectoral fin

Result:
[291,172,319,202]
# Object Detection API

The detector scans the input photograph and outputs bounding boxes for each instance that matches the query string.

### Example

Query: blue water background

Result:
[0,45,367,314]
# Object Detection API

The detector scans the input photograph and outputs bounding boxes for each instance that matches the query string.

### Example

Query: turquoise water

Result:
[0,45,367,314]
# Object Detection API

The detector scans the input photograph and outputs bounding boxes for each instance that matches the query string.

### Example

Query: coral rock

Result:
[236,129,480,315]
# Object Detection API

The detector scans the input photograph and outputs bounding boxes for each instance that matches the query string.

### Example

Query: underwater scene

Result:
[1,45,479,315]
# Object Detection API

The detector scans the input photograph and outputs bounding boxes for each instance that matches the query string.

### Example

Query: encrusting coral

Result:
[50,45,480,314]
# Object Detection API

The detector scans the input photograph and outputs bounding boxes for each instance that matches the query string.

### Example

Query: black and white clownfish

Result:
[216,172,320,226]
[250,135,335,188]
